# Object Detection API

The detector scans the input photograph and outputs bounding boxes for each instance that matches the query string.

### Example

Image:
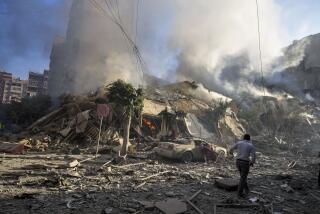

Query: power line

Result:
[88,0,147,84]
[255,0,266,96]
[135,0,140,44]
[103,0,146,84]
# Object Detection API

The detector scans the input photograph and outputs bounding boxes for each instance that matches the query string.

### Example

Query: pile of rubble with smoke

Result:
[1,80,320,156]
[1,80,320,214]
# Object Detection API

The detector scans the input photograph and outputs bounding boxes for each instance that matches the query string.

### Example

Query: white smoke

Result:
[187,83,232,104]
[166,0,287,97]
[50,0,289,97]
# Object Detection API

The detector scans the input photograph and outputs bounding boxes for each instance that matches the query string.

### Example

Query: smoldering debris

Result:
[2,80,320,155]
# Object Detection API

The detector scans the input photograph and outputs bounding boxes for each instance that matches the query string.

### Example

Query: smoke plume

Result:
[49,0,288,97]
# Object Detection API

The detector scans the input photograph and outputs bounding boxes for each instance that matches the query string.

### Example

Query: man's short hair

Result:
[243,134,250,141]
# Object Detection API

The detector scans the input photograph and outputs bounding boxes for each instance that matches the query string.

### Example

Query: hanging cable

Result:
[88,0,147,84]
[255,0,266,96]
[135,0,140,44]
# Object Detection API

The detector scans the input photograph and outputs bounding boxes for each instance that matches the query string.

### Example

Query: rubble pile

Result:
[144,81,245,146]
[2,81,320,155]
[0,81,248,154]
[0,94,125,155]
[0,81,320,213]
[237,96,320,153]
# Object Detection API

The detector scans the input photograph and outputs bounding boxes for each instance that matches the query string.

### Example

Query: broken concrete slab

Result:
[155,198,187,214]
[68,159,80,168]
[138,200,155,210]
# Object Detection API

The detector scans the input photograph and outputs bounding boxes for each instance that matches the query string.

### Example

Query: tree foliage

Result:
[2,95,52,127]
[106,79,144,111]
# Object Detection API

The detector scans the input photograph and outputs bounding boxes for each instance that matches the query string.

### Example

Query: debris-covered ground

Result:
[0,151,319,214]
[1,81,320,214]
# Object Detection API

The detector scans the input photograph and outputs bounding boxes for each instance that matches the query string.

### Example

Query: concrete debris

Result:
[101,207,113,214]
[155,198,187,214]
[138,200,155,209]
[280,183,294,193]
[68,159,80,168]
[1,81,320,214]
[214,178,239,191]
[0,151,319,213]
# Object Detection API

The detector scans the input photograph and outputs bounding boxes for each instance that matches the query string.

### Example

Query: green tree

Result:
[106,80,144,157]
[4,95,51,127]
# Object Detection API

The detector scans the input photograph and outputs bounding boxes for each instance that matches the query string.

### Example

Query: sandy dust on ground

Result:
[0,152,319,214]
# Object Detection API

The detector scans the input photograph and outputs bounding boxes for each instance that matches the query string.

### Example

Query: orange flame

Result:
[143,118,156,130]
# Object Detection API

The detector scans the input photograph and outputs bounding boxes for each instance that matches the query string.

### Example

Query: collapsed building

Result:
[2,78,318,157]
[267,33,320,102]
[15,81,243,154]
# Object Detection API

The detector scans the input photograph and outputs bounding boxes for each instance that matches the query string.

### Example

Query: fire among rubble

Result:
[143,118,157,131]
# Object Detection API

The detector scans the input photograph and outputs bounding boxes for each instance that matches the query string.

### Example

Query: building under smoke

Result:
[48,0,142,97]
[48,0,320,102]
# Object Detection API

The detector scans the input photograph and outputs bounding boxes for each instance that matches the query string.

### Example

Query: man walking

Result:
[229,134,256,197]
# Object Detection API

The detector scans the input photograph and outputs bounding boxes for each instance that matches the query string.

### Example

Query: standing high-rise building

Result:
[27,71,49,97]
[0,71,13,103]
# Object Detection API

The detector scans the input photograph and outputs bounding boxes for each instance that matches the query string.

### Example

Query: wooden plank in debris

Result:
[112,162,145,169]
[139,171,170,181]
[185,198,204,214]
[310,193,320,201]
[135,182,146,189]
[79,155,100,164]
[28,107,63,130]
[216,204,260,208]
[97,159,114,171]
[188,190,202,201]
[251,190,262,195]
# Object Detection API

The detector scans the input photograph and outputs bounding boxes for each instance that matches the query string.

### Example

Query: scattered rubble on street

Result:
[0,152,319,213]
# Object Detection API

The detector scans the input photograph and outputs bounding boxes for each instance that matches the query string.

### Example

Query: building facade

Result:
[0,70,49,104]
[27,71,49,97]
[0,71,13,103]
[10,78,24,102]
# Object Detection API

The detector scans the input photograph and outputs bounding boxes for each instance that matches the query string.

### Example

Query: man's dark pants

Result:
[236,159,250,196]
